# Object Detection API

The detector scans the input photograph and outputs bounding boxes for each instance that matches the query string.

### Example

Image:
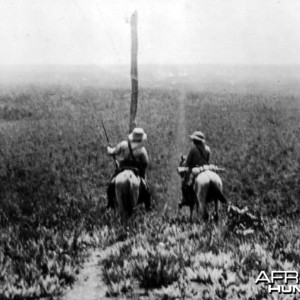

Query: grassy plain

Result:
[0,73,299,299]
[0,84,179,299]
[101,87,300,299]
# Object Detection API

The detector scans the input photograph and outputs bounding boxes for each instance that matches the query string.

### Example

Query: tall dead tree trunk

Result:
[129,11,138,133]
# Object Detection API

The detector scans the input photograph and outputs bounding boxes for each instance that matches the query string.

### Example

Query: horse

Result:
[178,155,227,223]
[115,169,150,228]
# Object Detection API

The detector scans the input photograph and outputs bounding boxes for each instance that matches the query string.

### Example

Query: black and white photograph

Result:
[0,0,299,299]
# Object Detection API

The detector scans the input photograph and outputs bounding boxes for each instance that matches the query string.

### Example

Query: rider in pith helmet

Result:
[185,131,210,168]
[179,131,210,208]
[106,127,150,209]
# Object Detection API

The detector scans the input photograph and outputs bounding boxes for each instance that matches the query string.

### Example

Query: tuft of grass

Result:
[101,211,300,299]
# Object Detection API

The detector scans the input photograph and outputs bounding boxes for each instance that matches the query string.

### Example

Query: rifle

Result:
[100,119,119,169]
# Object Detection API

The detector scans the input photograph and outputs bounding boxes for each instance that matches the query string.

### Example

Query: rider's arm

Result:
[107,146,116,155]
[138,148,149,179]
[107,141,127,156]
[139,148,149,169]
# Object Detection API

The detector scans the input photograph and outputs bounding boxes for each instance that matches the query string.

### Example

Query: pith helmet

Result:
[128,127,147,143]
[189,131,205,143]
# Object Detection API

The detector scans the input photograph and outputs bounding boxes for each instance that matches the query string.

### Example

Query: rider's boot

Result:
[139,179,151,211]
[178,186,191,209]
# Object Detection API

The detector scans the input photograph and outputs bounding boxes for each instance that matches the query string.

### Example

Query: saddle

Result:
[109,165,140,186]
[119,166,140,177]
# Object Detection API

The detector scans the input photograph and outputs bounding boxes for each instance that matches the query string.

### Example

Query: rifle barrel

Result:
[100,119,118,169]
[101,119,111,146]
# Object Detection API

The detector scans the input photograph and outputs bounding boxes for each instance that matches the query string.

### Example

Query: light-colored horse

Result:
[115,170,141,227]
[178,155,227,222]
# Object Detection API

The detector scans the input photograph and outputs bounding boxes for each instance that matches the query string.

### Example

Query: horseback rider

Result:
[106,127,151,210]
[179,131,210,208]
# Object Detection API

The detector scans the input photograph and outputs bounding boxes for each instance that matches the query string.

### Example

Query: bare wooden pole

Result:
[129,11,138,133]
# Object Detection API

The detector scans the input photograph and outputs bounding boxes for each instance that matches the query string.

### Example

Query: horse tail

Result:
[123,178,133,217]
[209,181,227,204]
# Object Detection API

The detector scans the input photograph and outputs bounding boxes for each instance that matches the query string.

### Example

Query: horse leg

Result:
[195,197,199,213]
[214,199,219,224]
[198,188,209,222]
[120,202,127,228]
[116,185,127,229]
[203,205,209,222]
[189,203,194,222]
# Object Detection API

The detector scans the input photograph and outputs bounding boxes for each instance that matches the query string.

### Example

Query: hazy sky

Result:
[0,0,300,65]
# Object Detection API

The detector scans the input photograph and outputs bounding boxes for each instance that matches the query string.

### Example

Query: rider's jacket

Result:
[109,140,149,178]
[184,144,210,169]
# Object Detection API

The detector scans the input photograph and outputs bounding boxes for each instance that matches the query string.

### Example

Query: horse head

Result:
[177,154,187,179]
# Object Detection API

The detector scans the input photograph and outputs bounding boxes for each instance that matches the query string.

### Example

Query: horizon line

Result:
[1,63,300,67]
